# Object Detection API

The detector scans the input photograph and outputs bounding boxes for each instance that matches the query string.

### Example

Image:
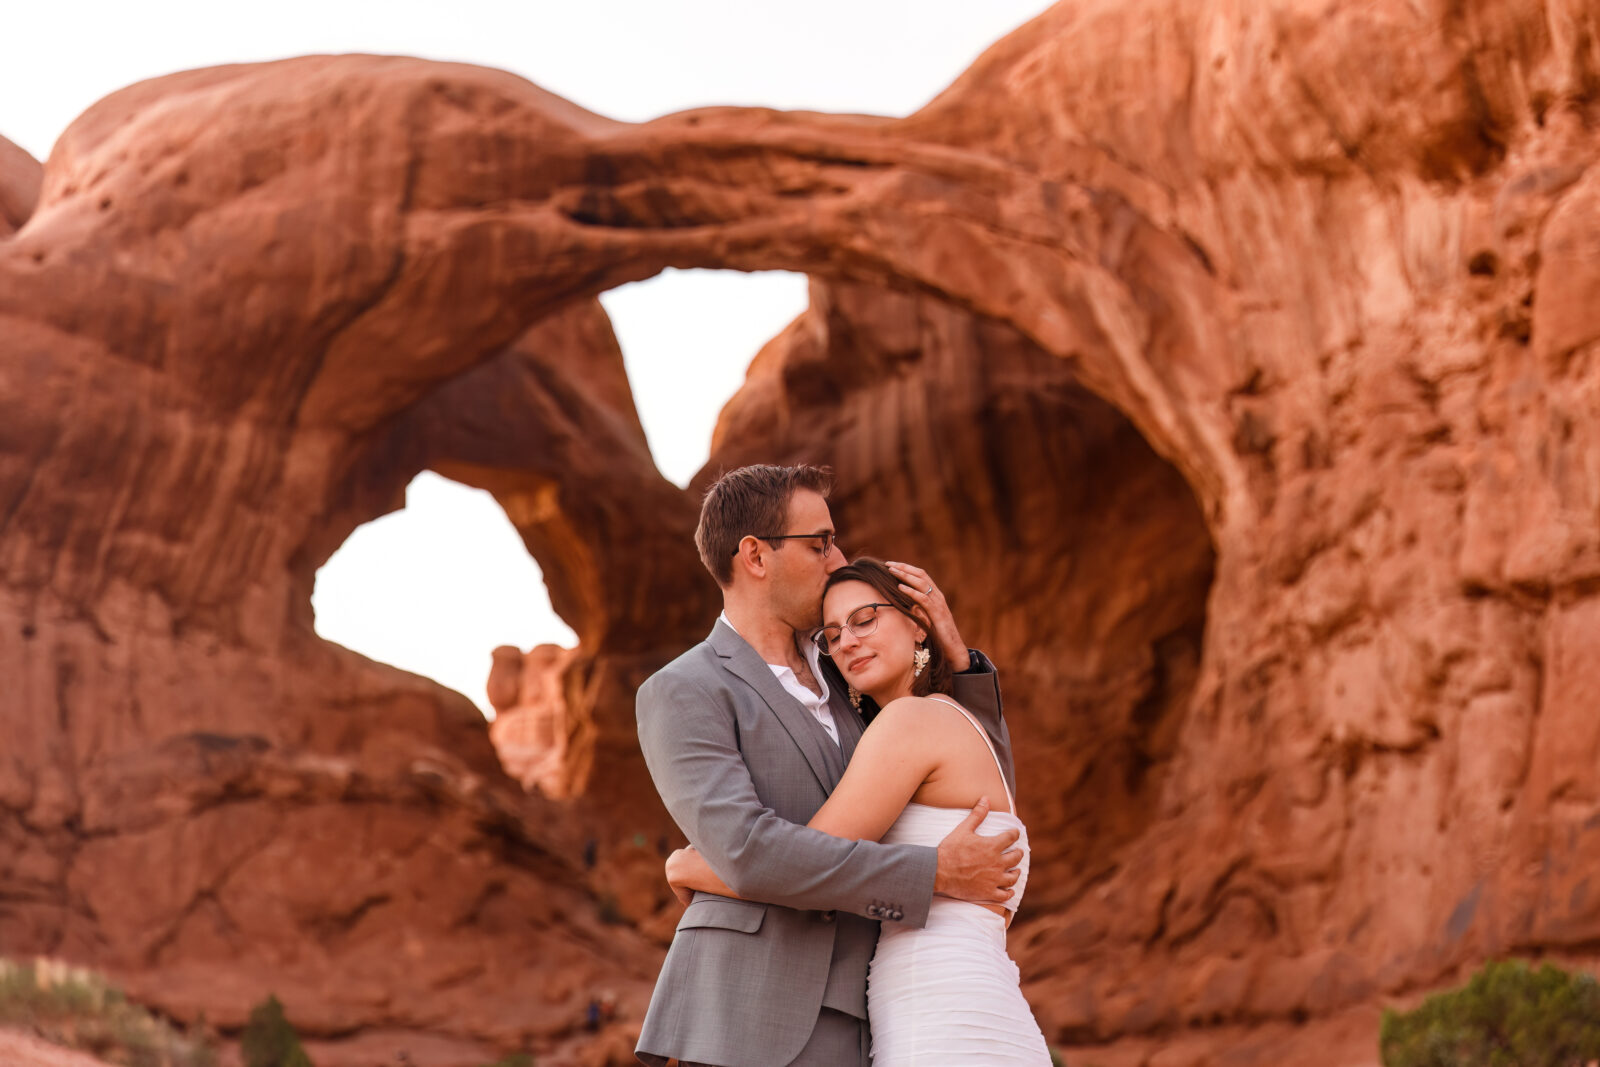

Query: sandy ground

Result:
[0,1030,114,1067]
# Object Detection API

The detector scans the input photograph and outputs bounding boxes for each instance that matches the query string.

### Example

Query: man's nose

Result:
[824,541,845,573]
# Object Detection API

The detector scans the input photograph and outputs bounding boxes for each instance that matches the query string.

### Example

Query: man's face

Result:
[767,489,845,632]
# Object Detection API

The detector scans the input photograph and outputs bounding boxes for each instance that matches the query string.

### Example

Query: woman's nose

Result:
[835,626,860,652]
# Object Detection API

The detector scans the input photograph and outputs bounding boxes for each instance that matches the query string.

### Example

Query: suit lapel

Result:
[710,621,837,792]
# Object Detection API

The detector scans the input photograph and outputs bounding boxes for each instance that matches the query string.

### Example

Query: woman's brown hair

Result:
[822,557,954,715]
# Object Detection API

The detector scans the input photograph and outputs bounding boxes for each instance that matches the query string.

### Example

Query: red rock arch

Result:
[3,0,1599,1060]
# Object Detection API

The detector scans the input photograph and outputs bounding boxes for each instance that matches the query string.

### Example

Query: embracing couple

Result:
[634,464,1050,1065]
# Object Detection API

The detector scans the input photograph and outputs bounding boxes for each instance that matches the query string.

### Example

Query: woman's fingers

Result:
[887,561,940,603]
[886,560,931,587]
[890,562,947,624]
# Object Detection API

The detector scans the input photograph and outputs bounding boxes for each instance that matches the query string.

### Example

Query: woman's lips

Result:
[845,654,874,674]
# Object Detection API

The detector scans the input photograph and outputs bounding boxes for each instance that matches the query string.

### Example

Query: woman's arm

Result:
[665,698,944,901]
[640,666,939,921]
[665,846,735,903]
[806,699,941,841]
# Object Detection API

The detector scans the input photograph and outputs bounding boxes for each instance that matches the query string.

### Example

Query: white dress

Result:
[866,696,1051,1065]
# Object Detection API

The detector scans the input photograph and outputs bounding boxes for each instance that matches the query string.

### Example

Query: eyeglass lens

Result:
[814,605,880,653]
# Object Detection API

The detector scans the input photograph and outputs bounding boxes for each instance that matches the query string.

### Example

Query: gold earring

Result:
[848,685,862,709]
[912,645,930,677]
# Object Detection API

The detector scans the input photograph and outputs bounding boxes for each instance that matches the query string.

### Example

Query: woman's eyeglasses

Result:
[811,603,896,655]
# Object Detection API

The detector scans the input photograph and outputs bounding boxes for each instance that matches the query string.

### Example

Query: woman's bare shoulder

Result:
[869,694,971,731]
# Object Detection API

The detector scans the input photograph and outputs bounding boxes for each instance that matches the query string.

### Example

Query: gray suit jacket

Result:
[635,620,1010,1067]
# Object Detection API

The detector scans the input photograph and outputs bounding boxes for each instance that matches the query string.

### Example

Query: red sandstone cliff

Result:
[2,1,1599,1064]
[0,134,40,235]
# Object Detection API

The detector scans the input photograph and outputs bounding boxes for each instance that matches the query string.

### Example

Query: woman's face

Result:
[821,579,926,700]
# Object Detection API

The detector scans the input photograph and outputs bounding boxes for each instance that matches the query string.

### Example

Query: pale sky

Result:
[3,0,1056,714]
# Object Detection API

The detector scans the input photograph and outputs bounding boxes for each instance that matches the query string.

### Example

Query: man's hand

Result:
[933,797,1022,903]
[886,561,970,672]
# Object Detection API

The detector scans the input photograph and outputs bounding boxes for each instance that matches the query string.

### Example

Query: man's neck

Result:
[722,597,806,670]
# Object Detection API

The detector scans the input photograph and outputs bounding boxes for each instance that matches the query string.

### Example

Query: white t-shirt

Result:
[718,611,839,746]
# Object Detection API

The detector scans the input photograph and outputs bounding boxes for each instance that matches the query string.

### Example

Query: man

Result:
[635,464,1019,1067]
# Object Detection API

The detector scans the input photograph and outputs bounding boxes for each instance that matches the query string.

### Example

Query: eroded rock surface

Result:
[2,1,1599,1062]
[490,644,580,798]
[0,134,40,235]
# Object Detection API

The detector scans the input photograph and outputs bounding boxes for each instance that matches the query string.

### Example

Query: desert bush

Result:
[240,994,313,1067]
[1380,959,1600,1067]
[0,956,215,1067]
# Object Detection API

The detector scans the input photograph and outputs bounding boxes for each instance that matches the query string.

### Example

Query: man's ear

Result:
[732,536,766,580]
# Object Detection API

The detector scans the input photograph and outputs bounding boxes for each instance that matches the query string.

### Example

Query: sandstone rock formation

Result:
[2,0,1599,1063]
[489,644,580,798]
[0,79,697,1057]
[0,134,40,235]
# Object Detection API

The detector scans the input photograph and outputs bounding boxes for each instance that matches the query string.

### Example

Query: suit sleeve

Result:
[637,666,937,926]
[950,650,1015,799]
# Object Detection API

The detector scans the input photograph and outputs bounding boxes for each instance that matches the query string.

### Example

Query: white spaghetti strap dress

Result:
[865,696,1051,1065]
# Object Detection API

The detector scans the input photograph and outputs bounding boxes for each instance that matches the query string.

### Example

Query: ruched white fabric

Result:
[865,699,1050,1065]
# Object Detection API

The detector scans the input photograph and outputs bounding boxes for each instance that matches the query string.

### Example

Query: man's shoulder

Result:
[641,639,723,695]
[636,639,742,733]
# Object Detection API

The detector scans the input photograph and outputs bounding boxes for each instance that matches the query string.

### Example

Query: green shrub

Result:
[240,995,314,1067]
[1380,959,1600,1067]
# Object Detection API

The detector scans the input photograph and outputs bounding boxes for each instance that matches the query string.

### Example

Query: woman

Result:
[666,557,1050,1065]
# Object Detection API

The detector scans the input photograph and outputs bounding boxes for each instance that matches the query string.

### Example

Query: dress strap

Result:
[926,695,1016,814]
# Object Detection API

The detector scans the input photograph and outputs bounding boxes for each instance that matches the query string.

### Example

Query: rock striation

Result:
[1,1,1598,1063]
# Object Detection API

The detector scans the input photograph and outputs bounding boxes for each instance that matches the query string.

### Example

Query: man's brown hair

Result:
[696,464,834,587]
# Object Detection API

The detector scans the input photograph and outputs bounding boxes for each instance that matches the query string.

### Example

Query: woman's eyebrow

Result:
[821,602,875,626]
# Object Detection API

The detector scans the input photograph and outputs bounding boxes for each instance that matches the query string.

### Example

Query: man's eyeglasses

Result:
[733,531,837,556]
[811,603,896,655]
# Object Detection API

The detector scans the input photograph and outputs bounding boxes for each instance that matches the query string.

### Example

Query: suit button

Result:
[819,910,836,923]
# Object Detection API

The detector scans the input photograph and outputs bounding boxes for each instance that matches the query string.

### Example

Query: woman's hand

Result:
[665,844,741,904]
[665,846,700,907]
[885,560,970,672]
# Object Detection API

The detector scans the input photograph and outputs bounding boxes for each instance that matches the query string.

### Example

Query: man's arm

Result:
[949,649,1015,799]
[659,690,1023,905]
[636,665,938,925]
[666,797,1014,905]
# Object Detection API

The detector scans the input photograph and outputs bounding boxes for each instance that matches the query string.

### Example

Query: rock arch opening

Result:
[701,278,1218,908]
[602,267,810,487]
[310,470,575,717]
